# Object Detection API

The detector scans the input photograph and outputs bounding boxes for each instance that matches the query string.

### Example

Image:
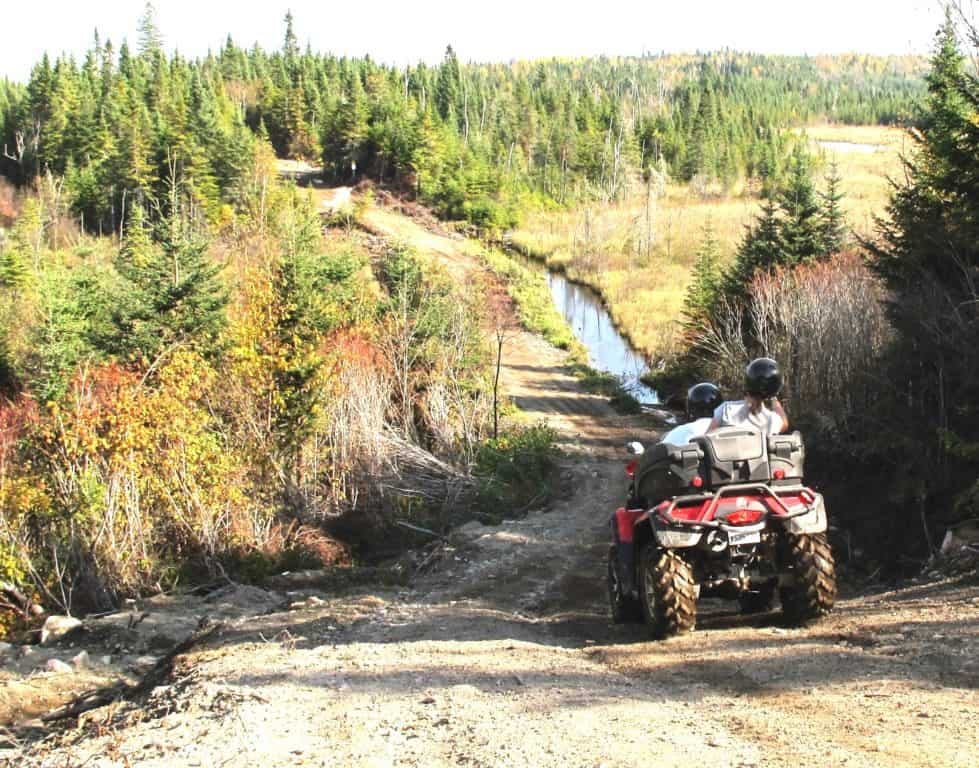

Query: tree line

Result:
[0,9,925,234]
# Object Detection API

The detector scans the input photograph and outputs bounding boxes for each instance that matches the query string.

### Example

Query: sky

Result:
[1,0,949,82]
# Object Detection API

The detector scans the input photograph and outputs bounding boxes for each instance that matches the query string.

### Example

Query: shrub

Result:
[690,252,891,434]
[475,424,559,521]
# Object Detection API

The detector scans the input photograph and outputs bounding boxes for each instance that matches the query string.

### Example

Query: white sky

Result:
[1,0,948,82]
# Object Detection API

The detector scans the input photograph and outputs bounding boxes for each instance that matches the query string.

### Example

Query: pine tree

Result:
[869,13,975,292]
[0,244,29,288]
[138,2,164,57]
[726,194,782,293]
[120,201,153,266]
[777,144,826,264]
[322,72,368,180]
[435,46,461,124]
[683,218,722,328]
[283,11,299,61]
[862,12,979,543]
[819,161,848,254]
[108,191,227,362]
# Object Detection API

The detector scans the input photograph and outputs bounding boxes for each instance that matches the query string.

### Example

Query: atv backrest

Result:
[635,441,703,507]
[767,431,805,484]
[694,428,770,488]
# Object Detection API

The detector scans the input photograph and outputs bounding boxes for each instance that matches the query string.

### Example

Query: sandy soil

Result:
[3,199,977,767]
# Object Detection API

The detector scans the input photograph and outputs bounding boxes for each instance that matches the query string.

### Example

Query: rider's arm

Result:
[771,398,789,433]
[706,418,720,433]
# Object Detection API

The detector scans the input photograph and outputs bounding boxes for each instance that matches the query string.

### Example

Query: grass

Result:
[477,245,642,414]
[801,123,906,236]
[511,123,905,361]
[511,188,753,359]
[478,246,584,356]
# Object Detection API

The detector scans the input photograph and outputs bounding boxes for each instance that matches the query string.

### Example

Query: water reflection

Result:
[546,270,659,405]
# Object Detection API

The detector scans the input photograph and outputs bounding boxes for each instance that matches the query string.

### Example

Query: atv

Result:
[608,427,836,637]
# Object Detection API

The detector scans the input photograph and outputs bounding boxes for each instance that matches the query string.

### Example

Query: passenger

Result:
[660,382,722,446]
[707,357,789,435]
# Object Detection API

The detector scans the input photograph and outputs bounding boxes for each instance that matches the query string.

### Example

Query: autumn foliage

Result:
[0,172,517,619]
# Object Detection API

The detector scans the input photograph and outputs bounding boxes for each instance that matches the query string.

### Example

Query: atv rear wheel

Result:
[607,546,642,623]
[739,579,777,614]
[638,544,697,637]
[779,532,836,625]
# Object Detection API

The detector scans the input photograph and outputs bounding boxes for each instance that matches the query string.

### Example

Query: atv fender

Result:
[783,493,827,535]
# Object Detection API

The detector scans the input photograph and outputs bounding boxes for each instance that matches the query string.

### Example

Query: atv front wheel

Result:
[638,545,697,637]
[779,532,836,625]
[607,546,642,623]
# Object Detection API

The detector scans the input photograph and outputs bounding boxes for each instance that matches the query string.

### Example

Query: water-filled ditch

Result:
[518,255,660,405]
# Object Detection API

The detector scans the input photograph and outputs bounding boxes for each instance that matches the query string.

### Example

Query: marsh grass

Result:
[511,124,905,360]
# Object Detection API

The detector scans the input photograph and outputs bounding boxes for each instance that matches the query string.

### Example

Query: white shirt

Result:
[713,400,784,435]
[660,417,712,446]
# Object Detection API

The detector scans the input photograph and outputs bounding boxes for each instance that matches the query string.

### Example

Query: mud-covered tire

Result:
[638,544,697,637]
[739,579,777,614]
[779,532,837,625]
[607,546,642,623]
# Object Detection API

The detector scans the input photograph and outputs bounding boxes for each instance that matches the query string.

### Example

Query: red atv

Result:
[607,427,836,637]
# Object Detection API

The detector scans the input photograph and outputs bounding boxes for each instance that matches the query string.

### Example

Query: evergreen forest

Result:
[0,11,925,235]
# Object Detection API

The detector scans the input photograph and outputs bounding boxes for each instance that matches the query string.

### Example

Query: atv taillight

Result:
[773,469,786,480]
[725,508,764,526]
[691,476,703,488]
[625,460,637,478]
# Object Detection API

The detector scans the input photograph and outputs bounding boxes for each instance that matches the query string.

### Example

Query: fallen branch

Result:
[42,618,222,723]
[396,520,447,540]
[0,580,44,618]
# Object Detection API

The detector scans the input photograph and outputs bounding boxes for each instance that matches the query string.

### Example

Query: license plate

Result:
[728,529,761,546]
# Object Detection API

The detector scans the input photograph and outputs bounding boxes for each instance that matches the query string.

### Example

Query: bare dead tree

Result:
[487,286,518,439]
[2,117,41,172]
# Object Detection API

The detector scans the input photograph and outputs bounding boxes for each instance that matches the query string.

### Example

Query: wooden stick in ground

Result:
[42,619,222,723]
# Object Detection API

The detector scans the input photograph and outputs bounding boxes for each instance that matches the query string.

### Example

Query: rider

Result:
[615,381,723,606]
[661,382,723,446]
[708,357,789,435]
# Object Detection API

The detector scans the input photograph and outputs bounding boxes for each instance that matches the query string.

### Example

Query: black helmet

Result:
[745,357,781,398]
[687,382,722,420]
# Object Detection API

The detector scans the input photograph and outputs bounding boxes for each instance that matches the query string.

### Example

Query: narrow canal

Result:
[530,261,660,405]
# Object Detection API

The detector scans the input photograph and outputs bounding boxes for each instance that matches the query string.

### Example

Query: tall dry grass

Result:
[511,125,905,360]
[512,186,759,358]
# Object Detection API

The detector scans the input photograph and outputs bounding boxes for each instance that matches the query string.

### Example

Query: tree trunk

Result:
[493,332,504,439]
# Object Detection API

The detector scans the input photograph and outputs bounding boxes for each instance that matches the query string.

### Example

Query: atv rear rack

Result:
[657,482,816,529]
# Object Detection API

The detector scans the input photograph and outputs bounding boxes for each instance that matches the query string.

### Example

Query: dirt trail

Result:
[5,199,978,767]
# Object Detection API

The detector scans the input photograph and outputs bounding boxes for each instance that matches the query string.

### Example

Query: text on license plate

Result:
[727,529,761,545]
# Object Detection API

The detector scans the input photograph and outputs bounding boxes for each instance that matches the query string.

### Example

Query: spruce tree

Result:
[777,144,826,264]
[819,161,848,254]
[683,218,722,329]
[108,193,227,362]
[137,2,164,57]
[860,12,979,546]
[435,46,461,124]
[726,194,782,294]
[0,244,29,288]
